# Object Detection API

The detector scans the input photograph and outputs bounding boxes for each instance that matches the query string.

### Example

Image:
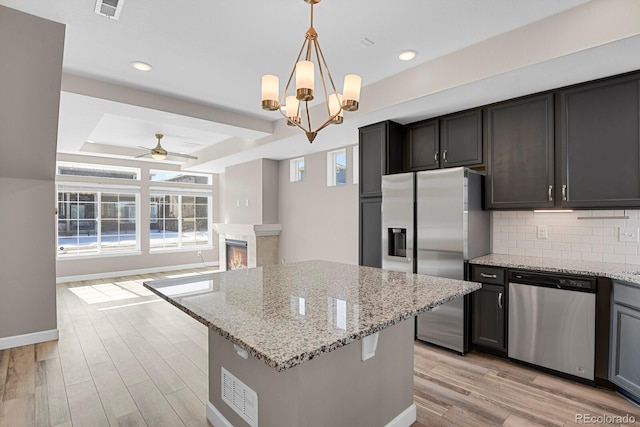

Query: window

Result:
[57,187,139,256]
[352,145,359,184]
[290,157,305,182]
[327,148,347,186]
[150,192,211,250]
[57,162,139,180]
[150,170,211,185]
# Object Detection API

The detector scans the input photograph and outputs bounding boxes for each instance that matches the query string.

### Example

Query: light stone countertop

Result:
[471,254,640,287]
[144,260,480,372]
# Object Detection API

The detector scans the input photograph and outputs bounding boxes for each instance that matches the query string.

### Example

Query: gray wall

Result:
[0,6,64,339]
[278,146,358,265]
[223,158,279,224]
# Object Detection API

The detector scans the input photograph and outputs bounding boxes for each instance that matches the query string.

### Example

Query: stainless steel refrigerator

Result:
[381,167,489,353]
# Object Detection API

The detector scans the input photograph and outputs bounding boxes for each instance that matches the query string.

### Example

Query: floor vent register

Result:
[221,367,258,427]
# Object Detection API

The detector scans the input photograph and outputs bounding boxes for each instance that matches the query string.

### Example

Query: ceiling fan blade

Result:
[137,146,151,150]
[168,152,198,160]
[135,153,152,158]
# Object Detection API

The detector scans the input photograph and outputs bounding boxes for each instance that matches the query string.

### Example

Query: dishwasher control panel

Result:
[509,271,596,292]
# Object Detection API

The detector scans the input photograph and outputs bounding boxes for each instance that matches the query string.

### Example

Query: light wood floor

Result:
[0,268,637,427]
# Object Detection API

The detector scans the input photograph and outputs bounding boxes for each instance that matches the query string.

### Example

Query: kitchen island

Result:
[144,260,480,427]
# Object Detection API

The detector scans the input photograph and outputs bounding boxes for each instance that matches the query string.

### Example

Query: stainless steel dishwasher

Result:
[508,270,596,381]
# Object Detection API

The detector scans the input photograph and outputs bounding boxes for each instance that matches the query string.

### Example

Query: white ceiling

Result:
[2,0,639,172]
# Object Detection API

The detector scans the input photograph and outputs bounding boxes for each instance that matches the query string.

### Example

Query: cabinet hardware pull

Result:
[480,273,497,279]
[548,185,553,202]
[443,150,448,162]
[434,151,439,163]
[562,184,567,201]
[498,292,503,309]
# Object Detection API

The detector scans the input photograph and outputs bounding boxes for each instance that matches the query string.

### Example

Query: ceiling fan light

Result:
[151,152,167,160]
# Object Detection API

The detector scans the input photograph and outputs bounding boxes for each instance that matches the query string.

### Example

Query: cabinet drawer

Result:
[613,280,640,310]
[471,265,505,285]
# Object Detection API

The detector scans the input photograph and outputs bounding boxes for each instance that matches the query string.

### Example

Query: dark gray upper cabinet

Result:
[441,109,483,168]
[486,94,555,209]
[559,75,640,208]
[359,121,403,198]
[406,119,439,170]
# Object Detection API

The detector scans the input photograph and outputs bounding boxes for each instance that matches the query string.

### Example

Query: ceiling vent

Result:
[94,0,125,20]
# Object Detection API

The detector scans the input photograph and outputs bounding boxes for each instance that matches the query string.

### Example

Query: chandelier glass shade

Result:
[260,0,361,143]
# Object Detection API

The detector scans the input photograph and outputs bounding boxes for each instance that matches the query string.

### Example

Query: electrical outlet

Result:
[536,225,548,239]
[197,250,202,257]
[619,227,639,242]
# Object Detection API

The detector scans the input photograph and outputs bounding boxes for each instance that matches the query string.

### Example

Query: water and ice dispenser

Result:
[387,228,407,257]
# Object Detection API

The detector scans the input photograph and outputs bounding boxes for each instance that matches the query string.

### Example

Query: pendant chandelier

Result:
[260,0,362,143]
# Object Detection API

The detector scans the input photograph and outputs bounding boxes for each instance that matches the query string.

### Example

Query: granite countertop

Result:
[471,254,640,286]
[144,260,480,372]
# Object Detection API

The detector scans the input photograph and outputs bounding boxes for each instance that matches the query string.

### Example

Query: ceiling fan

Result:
[136,133,198,161]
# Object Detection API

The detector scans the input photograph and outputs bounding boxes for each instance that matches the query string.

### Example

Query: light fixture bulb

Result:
[295,61,315,101]
[285,96,300,126]
[329,93,343,124]
[397,50,418,61]
[261,75,280,111]
[151,153,167,161]
[342,74,361,111]
[131,61,153,71]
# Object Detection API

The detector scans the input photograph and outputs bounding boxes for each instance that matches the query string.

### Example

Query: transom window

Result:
[290,157,305,182]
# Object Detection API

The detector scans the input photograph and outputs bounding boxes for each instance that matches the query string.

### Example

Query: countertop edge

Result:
[144,281,480,372]
[470,255,640,287]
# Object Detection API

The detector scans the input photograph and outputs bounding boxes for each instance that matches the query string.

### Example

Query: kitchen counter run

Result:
[143,259,480,372]
[471,254,640,286]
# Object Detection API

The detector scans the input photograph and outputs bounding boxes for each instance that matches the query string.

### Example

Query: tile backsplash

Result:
[491,210,640,265]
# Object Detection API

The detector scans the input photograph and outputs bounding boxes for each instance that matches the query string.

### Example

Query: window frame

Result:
[149,188,213,252]
[56,183,141,258]
[289,157,305,183]
[326,148,347,187]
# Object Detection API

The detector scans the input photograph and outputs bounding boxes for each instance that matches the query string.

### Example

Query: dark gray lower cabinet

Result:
[610,281,640,401]
[559,75,640,208]
[359,198,382,268]
[486,93,554,209]
[472,283,506,352]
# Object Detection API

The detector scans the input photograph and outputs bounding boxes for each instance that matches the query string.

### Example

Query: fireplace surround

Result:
[213,224,282,271]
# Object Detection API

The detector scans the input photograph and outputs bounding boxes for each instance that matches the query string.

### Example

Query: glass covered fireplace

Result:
[226,239,248,270]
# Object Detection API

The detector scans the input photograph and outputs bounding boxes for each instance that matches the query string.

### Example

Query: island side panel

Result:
[208,320,415,427]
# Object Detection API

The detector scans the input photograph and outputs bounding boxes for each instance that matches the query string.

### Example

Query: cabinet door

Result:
[472,283,506,351]
[486,94,554,209]
[359,121,403,197]
[441,109,483,168]
[359,198,382,267]
[407,119,439,171]
[609,303,640,399]
[560,76,640,208]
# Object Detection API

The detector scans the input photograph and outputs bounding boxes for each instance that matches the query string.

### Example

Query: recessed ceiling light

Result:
[397,50,418,61]
[131,61,152,71]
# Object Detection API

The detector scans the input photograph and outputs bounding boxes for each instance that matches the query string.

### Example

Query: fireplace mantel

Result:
[213,223,282,237]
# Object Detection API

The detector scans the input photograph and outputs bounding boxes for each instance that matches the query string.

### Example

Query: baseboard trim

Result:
[385,403,417,427]
[206,401,234,427]
[0,329,59,350]
[56,261,219,283]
